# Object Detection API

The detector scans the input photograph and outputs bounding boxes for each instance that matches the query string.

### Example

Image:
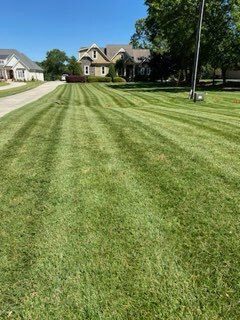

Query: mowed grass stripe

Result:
[6,84,182,319]
[0,85,70,316]
[80,84,240,317]
[0,83,239,319]
[119,84,240,114]
[91,84,240,181]
[91,85,240,153]
[94,84,240,135]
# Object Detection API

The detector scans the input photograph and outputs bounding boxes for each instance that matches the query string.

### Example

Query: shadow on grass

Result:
[108,82,188,93]
[108,82,240,93]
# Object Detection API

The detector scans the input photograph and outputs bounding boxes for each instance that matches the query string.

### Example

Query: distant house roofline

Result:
[0,49,43,72]
[78,43,151,64]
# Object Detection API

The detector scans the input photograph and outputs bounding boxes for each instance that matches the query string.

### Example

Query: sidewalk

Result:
[0,81,63,118]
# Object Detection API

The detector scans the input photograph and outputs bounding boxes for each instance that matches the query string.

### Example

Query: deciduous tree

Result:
[42,49,68,80]
[67,56,83,75]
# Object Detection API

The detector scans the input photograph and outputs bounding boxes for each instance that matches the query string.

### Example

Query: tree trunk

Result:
[186,68,192,85]
[212,69,216,86]
[222,68,227,86]
[177,70,182,86]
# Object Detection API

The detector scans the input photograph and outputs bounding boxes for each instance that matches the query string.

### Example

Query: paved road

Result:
[0,81,63,118]
[0,82,27,91]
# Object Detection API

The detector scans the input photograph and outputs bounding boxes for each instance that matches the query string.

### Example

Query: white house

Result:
[0,49,44,81]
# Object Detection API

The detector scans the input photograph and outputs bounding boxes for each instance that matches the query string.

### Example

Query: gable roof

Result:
[79,44,110,62]
[106,45,133,60]
[106,45,151,63]
[79,44,151,64]
[0,49,43,72]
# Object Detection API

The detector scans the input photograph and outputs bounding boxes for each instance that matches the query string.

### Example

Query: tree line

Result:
[131,0,240,84]
[37,49,83,80]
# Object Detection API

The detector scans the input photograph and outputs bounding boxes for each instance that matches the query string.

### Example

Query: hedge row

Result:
[66,75,126,83]
[66,75,86,83]
[87,76,111,83]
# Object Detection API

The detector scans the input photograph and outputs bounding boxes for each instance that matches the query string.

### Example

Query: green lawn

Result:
[0,82,9,87]
[0,83,239,319]
[0,81,42,98]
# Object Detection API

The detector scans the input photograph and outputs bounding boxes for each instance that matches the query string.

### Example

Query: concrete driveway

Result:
[0,82,26,91]
[0,81,63,118]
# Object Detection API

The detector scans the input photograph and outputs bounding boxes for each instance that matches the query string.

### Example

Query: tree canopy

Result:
[41,50,83,80]
[67,56,83,76]
[130,18,151,49]
[42,49,68,80]
[131,0,240,82]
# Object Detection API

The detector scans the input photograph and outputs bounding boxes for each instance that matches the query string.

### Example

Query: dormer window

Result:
[93,50,98,59]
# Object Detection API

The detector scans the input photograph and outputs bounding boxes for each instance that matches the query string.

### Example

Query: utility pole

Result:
[190,0,206,100]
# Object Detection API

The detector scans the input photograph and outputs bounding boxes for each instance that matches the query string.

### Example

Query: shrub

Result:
[87,76,111,83]
[134,74,150,82]
[66,75,86,83]
[107,64,116,81]
[113,77,126,83]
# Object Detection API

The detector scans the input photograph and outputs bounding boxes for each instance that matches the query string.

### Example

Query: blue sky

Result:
[1,0,147,62]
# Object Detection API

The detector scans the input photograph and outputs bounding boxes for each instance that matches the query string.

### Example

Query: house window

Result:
[140,67,145,75]
[0,60,5,65]
[17,70,25,78]
[146,68,151,76]
[101,66,106,75]
[84,65,90,75]
[93,50,98,59]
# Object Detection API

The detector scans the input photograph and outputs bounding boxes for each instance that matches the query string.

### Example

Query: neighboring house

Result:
[0,49,44,81]
[78,44,151,79]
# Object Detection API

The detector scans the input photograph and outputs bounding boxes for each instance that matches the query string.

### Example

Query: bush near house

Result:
[134,74,150,82]
[66,75,86,83]
[107,64,116,81]
[87,76,111,83]
[65,75,125,83]
[113,77,126,83]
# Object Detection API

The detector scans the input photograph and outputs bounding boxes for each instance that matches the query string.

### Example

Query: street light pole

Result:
[190,0,206,100]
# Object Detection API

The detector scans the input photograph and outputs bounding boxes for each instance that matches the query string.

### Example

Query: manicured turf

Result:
[0,83,239,319]
[0,81,42,98]
[0,82,9,87]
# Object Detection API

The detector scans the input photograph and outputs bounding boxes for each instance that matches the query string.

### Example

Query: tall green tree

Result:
[67,56,83,75]
[145,0,200,81]
[107,64,116,81]
[130,18,151,49]
[144,0,240,83]
[42,49,68,80]
[203,0,240,84]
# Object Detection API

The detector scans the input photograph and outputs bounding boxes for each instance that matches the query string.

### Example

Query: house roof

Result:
[0,49,43,72]
[106,45,134,60]
[105,45,151,63]
[0,54,9,60]
[132,49,151,63]
[79,44,111,62]
[79,44,151,64]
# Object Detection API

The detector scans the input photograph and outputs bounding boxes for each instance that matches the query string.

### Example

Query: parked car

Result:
[61,74,69,81]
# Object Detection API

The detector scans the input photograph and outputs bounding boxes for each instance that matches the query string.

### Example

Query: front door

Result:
[9,70,14,79]
[126,65,134,80]
[7,70,14,80]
